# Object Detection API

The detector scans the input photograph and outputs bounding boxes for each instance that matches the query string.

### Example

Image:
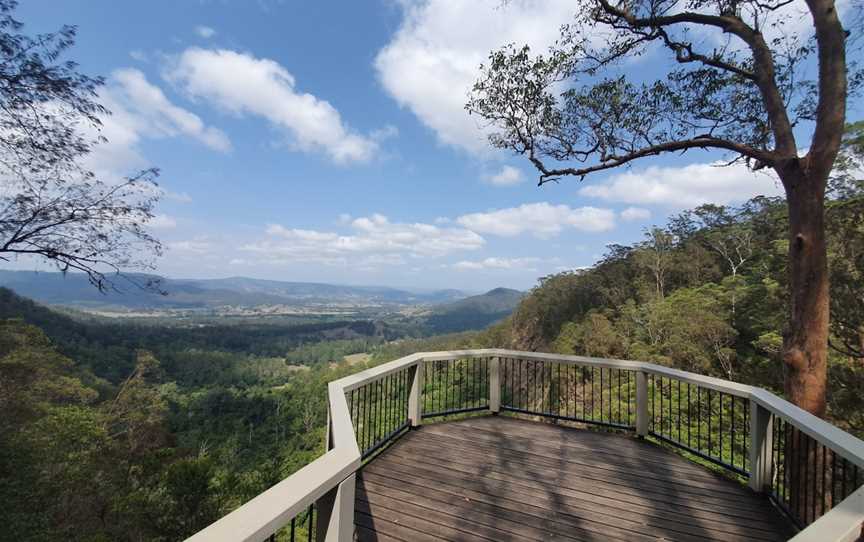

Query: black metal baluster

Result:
[307,504,313,542]
[520,359,525,410]
[676,379,681,443]
[804,430,811,524]
[731,396,736,470]
[599,367,604,423]
[820,444,828,518]
[362,384,369,452]
[290,516,295,542]
[385,374,392,437]
[374,379,381,445]
[707,389,713,456]
[794,428,802,523]
[581,366,587,420]
[720,393,725,463]
[556,363,561,416]
[696,386,701,450]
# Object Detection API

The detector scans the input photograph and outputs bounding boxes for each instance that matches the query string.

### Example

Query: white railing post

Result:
[749,400,774,493]
[408,360,424,427]
[636,370,649,437]
[315,474,356,542]
[489,356,501,413]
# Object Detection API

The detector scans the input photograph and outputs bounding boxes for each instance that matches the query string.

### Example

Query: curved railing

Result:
[187,350,864,542]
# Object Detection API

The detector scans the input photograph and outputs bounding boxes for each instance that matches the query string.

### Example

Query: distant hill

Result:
[0,270,468,311]
[424,287,524,334]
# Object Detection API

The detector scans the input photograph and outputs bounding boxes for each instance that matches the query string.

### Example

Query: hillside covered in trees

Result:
[485,168,864,438]
[4,186,864,539]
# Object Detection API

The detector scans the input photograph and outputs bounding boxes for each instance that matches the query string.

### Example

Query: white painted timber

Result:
[636,371,648,437]
[316,474,356,542]
[749,401,774,492]
[489,356,501,413]
[750,387,864,470]
[184,448,359,542]
[338,353,422,392]
[789,485,864,542]
[188,348,864,542]
[408,360,424,426]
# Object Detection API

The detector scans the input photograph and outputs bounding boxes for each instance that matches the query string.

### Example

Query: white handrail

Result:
[187,349,864,542]
[789,486,864,542]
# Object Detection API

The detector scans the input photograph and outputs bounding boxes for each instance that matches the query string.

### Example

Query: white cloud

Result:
[371,125,399,141]
[78,68,230,190]
[453,257,540,271]
[164,191,193,203]
[485,165,524,186]
[129,50,148,62]
[166,48,381,163]
[110,68,231,152]
[375,0,577,154]
[167,238,214,255]
[195,25,217,39]
[620,207,651,221]
[457,202,616,238]
[579,160,783,208]
[242,214,485,266]
[148,214,178,229]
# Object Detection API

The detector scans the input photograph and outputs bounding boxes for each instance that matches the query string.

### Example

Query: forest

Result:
[0,0,862,537]
[3,125,862,539]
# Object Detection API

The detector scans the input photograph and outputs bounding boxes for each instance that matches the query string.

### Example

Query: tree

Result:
[826,122,864,361]
[634,227,674,299]
[468,0,862,417]
[0,0,162,292]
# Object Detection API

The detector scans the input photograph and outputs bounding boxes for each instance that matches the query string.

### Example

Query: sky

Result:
[11,0,863,291]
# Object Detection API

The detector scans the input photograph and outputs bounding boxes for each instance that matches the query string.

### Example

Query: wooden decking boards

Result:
[354,415,795,542]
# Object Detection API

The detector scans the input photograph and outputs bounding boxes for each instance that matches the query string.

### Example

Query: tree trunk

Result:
[779,161,831,525]
[780,161,830,419]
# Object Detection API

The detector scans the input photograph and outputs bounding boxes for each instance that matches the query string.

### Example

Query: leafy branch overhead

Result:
[0,0,162,292]
[467,0,863,184]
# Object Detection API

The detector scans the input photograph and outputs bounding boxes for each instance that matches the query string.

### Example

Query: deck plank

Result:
[355,415,795,542]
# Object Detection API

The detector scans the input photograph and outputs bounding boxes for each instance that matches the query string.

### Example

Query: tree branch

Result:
[595,0,798,155]
[532,135,775,184]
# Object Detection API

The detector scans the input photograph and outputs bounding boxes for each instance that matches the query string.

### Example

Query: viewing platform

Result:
[187,350,864,542]
[356,416,792,541]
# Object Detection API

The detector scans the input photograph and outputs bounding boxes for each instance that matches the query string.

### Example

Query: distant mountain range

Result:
[0,270,470,310]
[423,287,524,333]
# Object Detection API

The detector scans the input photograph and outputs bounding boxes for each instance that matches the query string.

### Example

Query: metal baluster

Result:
[599,368,604,423]
[676,379,681,443]
[731,396,736,469]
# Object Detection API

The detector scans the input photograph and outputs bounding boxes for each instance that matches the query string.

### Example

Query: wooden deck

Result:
[354,415,795,542]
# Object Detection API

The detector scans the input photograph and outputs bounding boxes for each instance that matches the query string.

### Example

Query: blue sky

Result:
[14,0,862,291]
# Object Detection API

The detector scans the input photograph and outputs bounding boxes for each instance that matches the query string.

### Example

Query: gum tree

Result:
[0,0,162,291]
[468,0,862,417]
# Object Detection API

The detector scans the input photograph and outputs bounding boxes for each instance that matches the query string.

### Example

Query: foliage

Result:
[0,0,162,291]
[501,180,864,436]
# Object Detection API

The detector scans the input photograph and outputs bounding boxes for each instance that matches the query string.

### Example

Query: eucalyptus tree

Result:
[0,0,162,292]
[468,0,862,417]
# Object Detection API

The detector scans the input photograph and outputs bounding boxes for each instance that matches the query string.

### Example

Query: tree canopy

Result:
[0,0,162,291]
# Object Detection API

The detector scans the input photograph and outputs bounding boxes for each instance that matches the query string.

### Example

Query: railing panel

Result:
[421,356,489,418]
[347,365,412,459]
[648,374,750,475]
[771,415,864,530]
[266,505,315,542]
[500,357,636,429]
[189,349,864,542]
